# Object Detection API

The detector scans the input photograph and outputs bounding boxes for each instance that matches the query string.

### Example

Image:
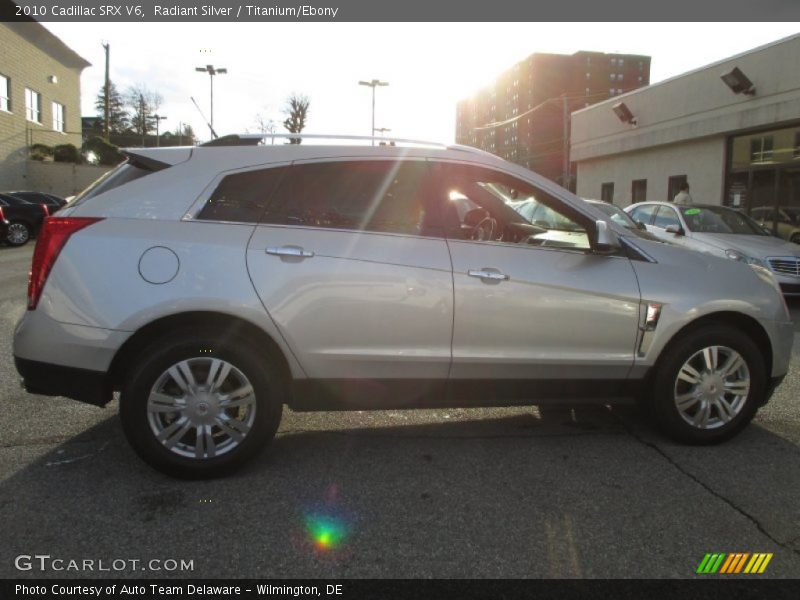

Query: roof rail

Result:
[198,133,501,160]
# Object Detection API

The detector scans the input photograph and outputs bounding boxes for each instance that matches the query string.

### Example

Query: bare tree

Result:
[125,84,164,137]
[282,94,309,144]
[252,113,278,143]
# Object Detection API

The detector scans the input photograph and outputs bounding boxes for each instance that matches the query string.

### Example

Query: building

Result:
[572,34,800,219]
[0,22,90,190]
[456,51,651,187]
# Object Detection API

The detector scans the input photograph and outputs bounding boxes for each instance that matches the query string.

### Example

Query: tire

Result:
[6,222,31,246]
[120,330,284,478]
[790,233,800,245]
[648,324,766,445]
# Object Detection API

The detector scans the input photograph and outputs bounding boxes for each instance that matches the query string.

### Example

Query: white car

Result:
[626,202,800,296]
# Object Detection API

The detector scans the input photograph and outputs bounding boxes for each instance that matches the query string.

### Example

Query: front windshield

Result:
[679,206,767,235]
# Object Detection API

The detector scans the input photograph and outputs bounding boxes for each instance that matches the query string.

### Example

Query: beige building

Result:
[571,34,800,218]
[0,22,90,191]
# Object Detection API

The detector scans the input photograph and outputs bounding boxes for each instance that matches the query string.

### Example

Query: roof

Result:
[2,22,90,70]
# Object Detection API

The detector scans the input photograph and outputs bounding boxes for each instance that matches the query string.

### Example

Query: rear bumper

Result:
[14,356,113,406]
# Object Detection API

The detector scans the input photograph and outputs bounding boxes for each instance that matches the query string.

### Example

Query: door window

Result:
[430,162,590,251]
[262,160,440,237]
[198,166,288,223]
[628,204,658,225]
[652,206,681,229]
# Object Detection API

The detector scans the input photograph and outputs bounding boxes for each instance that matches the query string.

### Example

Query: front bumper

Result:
[14,356,112,406]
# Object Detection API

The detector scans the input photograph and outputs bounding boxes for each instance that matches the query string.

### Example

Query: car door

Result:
[246,159,454,385]
[430,161,641,389]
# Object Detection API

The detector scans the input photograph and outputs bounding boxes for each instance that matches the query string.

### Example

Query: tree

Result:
[173,123,196,145]
[282,94,309,144]
[125,84,163,137]
[94,81,128,135]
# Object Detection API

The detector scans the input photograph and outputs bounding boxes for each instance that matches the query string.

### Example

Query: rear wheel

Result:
[120,331,284,478]
[6,222,31,246]
[649,325,765,444]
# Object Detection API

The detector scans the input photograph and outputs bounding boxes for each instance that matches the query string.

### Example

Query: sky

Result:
[44,22,800,145]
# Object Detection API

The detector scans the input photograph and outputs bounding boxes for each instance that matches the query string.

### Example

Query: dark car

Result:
[0,193,49,246]
[7,191,67,213]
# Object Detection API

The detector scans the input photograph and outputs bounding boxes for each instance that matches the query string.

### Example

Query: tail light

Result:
[28,217,103,310]
[0,206,5,222]
[41,203,50,217]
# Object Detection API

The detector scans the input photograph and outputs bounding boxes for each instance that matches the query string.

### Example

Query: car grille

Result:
[767,257,800,277]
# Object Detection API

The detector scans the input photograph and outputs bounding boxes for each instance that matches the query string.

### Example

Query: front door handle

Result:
[468,269,509,281]
[266,246,315,258]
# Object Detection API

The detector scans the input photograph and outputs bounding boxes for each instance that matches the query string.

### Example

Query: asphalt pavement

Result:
[1,243,799,579]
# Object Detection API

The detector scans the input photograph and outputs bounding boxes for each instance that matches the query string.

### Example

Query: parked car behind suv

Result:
[0,193,49,246]
[13,136,794,478]
[749,206,800,245]
[7,191,67,214]
[625,201,800,296]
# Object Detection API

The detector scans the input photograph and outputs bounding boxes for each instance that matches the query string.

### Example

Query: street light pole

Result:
[195,65,227,137]
[358,79,389,146]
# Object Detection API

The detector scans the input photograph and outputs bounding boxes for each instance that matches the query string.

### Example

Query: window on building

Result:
[618,73,624,81]
[601,183,614,203]
[52,102,65,132]
[0,74,9,112]
[639,61,644,70]
[586,72,591,79]
[609,89,616,95]
[632,179,647,204]
[618,58,625,67]
[750,136,774,162]
[610,58,617,67]
[667,175,688,202]
[638,76,643,83]
[617,89,624,95]
[25,88,41,123]
[610,73,616,81]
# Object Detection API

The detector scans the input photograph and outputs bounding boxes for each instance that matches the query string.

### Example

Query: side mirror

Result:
[665,224,685,236]
[595,220,621,253]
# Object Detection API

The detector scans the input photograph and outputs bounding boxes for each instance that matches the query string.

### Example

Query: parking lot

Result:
[1,242,799,579]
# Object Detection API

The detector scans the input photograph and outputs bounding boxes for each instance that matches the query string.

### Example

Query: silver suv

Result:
[13,135,794,478]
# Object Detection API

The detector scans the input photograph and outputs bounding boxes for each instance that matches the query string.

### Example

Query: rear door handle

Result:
[266,246,315,258]
[468,269,509,281]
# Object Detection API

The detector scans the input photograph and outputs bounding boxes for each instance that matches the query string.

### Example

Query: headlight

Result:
[725,249,766,267]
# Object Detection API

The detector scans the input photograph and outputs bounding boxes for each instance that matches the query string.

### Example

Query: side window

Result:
[652,206,681,229]
[628,204,657,225]
[197,167,287,223]
[431,162,590,251]
[262,160,440,237]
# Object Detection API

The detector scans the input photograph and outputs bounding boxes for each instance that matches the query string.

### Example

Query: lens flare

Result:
[305,514,348,551]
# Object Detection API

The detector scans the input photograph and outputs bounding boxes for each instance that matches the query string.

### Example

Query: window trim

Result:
[52,101,65,133]
[0,73,10,113]
[25,87,42,124]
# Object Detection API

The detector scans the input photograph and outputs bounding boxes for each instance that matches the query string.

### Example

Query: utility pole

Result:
[358,79,389,146]
[150,114,167,146]
[195,65,227,137]
[102,42,110,140]
[139,94,146,147]
[562,94,570,191]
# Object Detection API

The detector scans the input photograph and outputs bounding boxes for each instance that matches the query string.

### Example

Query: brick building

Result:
[0,22,90,190]
[456,51,651,188]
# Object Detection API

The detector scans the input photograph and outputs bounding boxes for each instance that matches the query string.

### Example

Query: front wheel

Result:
[649,325,766,444]
[120,331,284,478]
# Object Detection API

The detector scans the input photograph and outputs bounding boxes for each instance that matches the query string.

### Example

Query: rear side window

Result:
[197,167,287,223]
[261,160,441,237]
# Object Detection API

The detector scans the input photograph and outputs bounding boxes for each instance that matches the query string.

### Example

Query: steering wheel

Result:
[469,216,496,241]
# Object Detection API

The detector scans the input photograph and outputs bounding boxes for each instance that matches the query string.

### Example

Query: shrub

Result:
[82,136,124,166]
[29,143,54,161]
[53,144,82,164]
